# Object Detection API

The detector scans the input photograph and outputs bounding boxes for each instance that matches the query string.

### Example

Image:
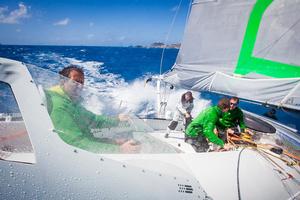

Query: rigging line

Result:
[159,0,184,75]
[253,16,300,58]
[280,81,300,108]
[236,147,246,200]
[257,149,294,198]
[164,83,176,111]
[185,0,193,34]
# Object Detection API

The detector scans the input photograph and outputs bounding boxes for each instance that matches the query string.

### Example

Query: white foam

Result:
[29,53,211,117]
[65,57,103,78]
[62,57,211,117]
[111,78,157,114]
[65,57,126,92]
[107,78,211,117]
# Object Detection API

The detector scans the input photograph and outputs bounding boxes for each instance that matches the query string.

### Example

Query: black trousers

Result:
[185,117,192,130]
[185,134,209,152]
[217,127,240,143]
[168,117,192,131]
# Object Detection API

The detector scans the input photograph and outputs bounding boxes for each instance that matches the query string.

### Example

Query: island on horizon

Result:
[130,42,181,49]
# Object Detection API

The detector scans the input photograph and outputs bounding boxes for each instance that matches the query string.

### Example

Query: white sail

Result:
[164,0,300,110]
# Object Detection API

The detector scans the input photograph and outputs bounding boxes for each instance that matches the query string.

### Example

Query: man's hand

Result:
[120,139,141,153]
[118,114,129,121]
[219,143,234,151]
[115,138,128,145]
[226,128,235,134]
[244,128,254,135]
[185,113,191,118]
[213,128,218,136]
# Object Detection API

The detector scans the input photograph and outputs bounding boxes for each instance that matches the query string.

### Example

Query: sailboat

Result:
[0,0,300,199]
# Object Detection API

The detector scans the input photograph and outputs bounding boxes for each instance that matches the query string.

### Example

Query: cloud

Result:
[0,2,30,24]
[170,5,179,12]
[118,36,126,41]
[87,34,94,39]
[53,18,70,26]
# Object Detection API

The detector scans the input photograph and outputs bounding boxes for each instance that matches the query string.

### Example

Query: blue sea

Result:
[0,45,299,132]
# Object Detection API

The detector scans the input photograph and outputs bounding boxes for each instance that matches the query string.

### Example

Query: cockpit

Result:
[0,63,180,164]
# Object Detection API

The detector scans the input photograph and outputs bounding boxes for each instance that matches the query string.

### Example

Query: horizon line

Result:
[0,43,181,48]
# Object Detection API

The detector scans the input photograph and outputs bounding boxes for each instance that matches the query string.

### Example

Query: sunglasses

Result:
[230,102,238,106]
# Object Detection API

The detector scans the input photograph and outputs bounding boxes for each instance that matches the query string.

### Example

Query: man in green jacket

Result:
[218,97,247,136]
[46,66,140,153]
[185,98,233,152]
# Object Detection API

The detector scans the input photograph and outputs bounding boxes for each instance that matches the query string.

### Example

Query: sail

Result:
[164,0,300,110]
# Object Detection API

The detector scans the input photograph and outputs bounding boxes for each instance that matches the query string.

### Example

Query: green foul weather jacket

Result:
[219,107,246,131]
[186,106,224,147]
[46,85,120,153]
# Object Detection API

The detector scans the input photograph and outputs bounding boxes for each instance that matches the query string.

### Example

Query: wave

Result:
[22,52,125,91]
[24,52,211,117]
[99,78,211,117]
[64,57,126,92]
[61,57,211,117]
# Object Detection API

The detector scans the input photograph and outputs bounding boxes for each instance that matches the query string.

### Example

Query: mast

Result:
[151,75,166,118]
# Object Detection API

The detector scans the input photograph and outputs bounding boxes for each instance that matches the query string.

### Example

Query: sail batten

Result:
[164,0,300,110]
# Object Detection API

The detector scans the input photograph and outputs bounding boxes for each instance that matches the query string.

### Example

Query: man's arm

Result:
[48,92,120,152]
[75,104,120,130]
[218,112,230,129]
[238,109,246,131]
[51,102,84,142]
[202,121,225,147]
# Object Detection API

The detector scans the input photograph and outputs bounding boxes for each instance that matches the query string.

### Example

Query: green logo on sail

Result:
[235,0,300,78]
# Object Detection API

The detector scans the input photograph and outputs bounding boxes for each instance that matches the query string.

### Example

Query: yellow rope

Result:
[227,132,299,165]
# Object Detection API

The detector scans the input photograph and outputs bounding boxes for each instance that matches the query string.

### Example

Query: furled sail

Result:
[164,0,300,110]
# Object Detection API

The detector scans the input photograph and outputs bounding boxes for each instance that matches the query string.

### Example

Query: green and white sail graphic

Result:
[235,0,300,78]
[164,0,300,110]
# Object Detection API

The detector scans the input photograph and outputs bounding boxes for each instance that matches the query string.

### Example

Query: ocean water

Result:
[0,45,210,116]
[0,45,299,132]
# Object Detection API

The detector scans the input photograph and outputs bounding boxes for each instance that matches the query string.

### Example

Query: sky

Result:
[0,0,191,46]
